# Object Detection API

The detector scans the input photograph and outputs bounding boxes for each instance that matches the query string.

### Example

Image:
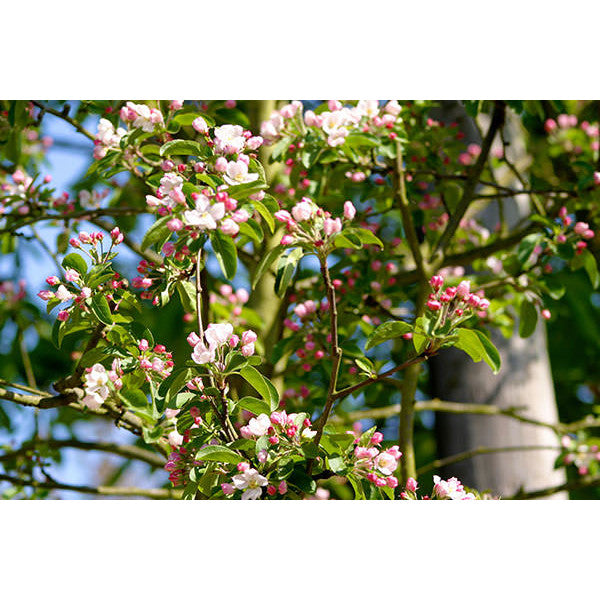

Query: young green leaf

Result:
[519,299,538,338]
[454,328,501,374]
[210,230,237,280]
[239,365,280,411]
[274,247,303,297]
[62,253,88,275]
[365,320,413,350]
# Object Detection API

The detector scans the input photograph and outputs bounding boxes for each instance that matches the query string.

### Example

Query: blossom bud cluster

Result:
[262,100,402,149]
[188,322,257,367]
[164,448,202,487]
[137,338,174,381]
[556,206,595,255]
[82,361,122,410]
[348,429,401,490]
[426,274,490,318]
[0,279,26,308]
[275,198,356,252]
[561,435,600,476]
[400,475,477,500]
[239,410,316,447]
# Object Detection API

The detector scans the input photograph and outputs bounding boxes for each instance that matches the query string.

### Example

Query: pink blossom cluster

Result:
[82,361,123,409]
[239,409,316,446]
[188,322,257,367]
[545,114,600,155]
[137,338,174,382]
[0,279,26,308]
[120,102,164,133]
[93,118,126,159]
[349,430,401,490]
[426,274,490,317]
[207,284,250,324]
[556,206,595,255]
[261,100,402,149]
[400,475,476,500]
[275,198,356,250]
[221,462,275,500]
[164,447,202,487]
[145,177,253,241]
[561,435,600,476]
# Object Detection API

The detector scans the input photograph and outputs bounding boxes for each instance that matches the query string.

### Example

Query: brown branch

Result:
[32,101,96,142]
[430,101,506,264]
[0,438,164,468]
[0,473,180,499]
[416,444,562,477]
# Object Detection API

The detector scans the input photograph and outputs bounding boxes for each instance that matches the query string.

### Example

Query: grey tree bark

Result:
[428,101,566,498]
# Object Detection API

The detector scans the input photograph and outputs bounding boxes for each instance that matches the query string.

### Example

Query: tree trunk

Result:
[429,101,566,498]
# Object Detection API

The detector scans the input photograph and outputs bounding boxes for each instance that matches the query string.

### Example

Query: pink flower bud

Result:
[344,201,357,220]
[229,334,240,348]
[46,276,60,286]
[405,477,418,492]
[241,343,255,357]
[138,339,149,351]
[38,290,55,301]
[241,330,257,345]
[278,480,288,494]
[64,268,79,282]
[323,217,342,236]
[237,462,250,472]
[214,157,228,173]
[456,280,471,298]
[386,476,399,488]
[57,310,69,322]
[541,309,551,320]
[167,218,183,232]
[187,332,201,347]
[371,432,384,445]
[192,116,209,134]
[429,275,444,290]
[221,482,235,495]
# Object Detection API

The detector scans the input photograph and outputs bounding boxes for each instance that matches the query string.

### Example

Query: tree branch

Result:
[430,101,506,264]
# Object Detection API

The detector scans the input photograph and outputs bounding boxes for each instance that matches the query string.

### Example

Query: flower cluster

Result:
[349,430,401,490]
[400,475,477,500]
[560,435,600,476]
[38,229,125,322]
[188,322,257,367]
[82,362,122,409]
[164,448,202,487]
[137,338,174,382]
[427,274,490,318]
[261,100,402,148]
[93,118,126,159]
[275,198,356,252]
[555,206,595,255]
[0,279,26,309]
[222,463,270,500]
[239,409,316,444]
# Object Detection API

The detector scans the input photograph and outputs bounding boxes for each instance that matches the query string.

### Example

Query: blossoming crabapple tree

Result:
[0,99,599,500]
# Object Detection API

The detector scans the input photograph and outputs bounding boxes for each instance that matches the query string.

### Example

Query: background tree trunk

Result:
[428,101,567,498]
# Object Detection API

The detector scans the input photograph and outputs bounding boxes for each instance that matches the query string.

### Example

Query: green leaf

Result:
[159,139,210,158]
[454,328,501,374]
[350,227,384,249]
[582,249,600,289]
[239,366,280,411]
[120,388,148,408]
[517,233,542,266]
[251,244,285,289]
[327,455,348,474]
[176,280,196,314]
[238,220,263,245]
[250,200,275,233]
[90,294,113,325]
[274,247,303,298]
[365,320,412,350]
[237,396,270,416]
[62,253,88,275]
[519,299,538,338]
[210,230,237,280]
[333,232,362,249]
[196,445,242,465]
[141,215,172,252]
